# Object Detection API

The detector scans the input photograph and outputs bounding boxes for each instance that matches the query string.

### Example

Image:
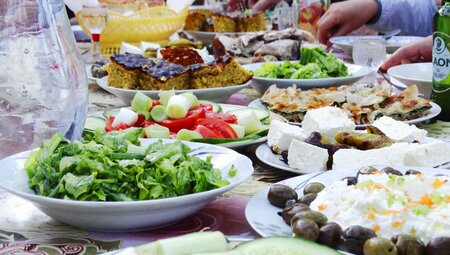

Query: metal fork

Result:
[236,0,247,12]
[377,67,396,87]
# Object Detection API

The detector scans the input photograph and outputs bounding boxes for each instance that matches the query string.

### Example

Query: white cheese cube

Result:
[302,107,356,142]
[288,139,328,173]
[404,141,450,167]
[373,116,428,143]
[267,120,306,154]
[332,143,418,170]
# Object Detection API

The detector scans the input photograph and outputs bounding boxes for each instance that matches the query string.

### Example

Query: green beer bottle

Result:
[432,0,450,120]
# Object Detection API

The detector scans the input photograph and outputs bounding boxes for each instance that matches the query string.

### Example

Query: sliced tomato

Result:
[196,103,213,112]
[133,114,146,127]
[158,108,205,133]
[114,123,132,131]
[143,120,156,128]
[105,116,114,132]
[205,111,238,124]
[150,100,160,110]
[194,118,238,139]
[195,125,221,138]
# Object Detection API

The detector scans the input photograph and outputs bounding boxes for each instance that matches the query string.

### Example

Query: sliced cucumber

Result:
[198,100,222,113]
[103,109,120,119]
[176,129,203,141]
[131,92,153,113]
[227,108,270,121]
[229,124,245,138]
[232,109,265,135]
[191,237,340,255]
[84,116,106,131]
[145,124,170,139]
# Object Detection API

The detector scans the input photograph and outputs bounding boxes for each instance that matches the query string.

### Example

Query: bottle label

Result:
[433,32,450,86]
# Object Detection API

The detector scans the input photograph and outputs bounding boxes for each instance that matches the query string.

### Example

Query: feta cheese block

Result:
[288,139,328,173]
[404,141,450,167]
[302,106,356,142]
[332,143,420,170]
[373,116,427,143]
[267,120,306,154]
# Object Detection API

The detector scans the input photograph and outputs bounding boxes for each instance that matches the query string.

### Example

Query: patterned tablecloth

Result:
[1,78,449,255]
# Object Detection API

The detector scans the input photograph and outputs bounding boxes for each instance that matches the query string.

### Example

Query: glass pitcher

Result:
[0,0,88,159]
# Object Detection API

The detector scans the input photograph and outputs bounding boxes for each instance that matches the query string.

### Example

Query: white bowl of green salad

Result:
[0,133,253,232]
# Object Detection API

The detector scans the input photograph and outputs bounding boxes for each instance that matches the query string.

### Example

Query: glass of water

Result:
[353,38,386,83]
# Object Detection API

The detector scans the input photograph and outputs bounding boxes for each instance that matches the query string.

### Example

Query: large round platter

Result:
[184,30,265,45]
[255,137,444,173]
[330,35,424,54]
[243,62,372,94]
[248,99,442,128]
[245,166,450,239]
[0,139,253,232]
[96,77,251,104]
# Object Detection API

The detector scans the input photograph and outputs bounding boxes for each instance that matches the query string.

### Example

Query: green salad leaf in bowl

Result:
[253,46,349,79]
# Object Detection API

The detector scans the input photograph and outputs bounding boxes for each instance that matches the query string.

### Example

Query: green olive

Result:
[425,237,450,255]
[382,167,403,176]
[290,210,328,227]
[391,234,424,255]
[317,222,343,249]
[297,193,317,206]
[303,182,325,195]
[281,203,310,225]
[292,219,319,241]
[341,225,376,255]
[267,184,298,208]
[363,237,397,255]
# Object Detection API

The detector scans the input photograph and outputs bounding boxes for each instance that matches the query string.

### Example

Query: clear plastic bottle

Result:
[0,0,88,159]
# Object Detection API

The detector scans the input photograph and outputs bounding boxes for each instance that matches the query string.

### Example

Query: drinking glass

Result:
[352,38,387,83]
[275,1,301,30]
[81,5,108,63]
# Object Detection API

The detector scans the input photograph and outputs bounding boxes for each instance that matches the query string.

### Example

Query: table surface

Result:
[2,64,450,255]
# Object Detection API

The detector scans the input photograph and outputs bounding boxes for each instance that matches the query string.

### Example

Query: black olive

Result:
[382,167,403,176]
[391,234,425,255]
[281,203,310,225]
[317,222,343,249]
[356,166,379,177]
[290,210,328,227]
[405,169,422,175]
[425,237,450,255]
[340,225,376,255]
[342,176,358,185]
[297,193,317,206]
[267,184,298,208]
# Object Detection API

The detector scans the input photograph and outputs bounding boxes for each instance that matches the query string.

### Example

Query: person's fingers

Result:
[381,37,432,70]
[317,12,340,44]
[252,0,280,12]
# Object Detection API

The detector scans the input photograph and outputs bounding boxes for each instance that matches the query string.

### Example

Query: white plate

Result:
[96,77,251,104]
[388,62,432,98]
[255,136,444,173]
[330,35,424,54]
[0,139,253,232]
[248,99,442,128]
[245,166,450,239]
[91,104,287,150]
[184,30,265,45]
[243,62,372,94]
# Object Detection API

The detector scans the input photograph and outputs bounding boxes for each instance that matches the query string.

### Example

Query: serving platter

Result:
[0,139,253,232]
[248,99,442,128]
[96,77,251,104]
[89,103,287,150]
[243,62,372,94]
[245,166,450,238]
[330,35,424,54]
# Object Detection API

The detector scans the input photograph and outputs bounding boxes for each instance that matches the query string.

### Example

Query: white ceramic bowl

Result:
[96,77,251,104]
[243,62,372,94]
[387,62,432,98]
[0,139,253,232]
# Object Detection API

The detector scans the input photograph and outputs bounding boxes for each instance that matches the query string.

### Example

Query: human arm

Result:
[380,36,432,71]
[367,0,437,37]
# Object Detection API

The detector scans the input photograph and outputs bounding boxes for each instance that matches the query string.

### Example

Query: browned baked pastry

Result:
[139,61,190,90]
[105,54,155,89]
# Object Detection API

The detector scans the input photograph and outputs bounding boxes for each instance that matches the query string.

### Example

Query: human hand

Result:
[380,36,432,71]
[248,0,280,13]
[317,0,378,45]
